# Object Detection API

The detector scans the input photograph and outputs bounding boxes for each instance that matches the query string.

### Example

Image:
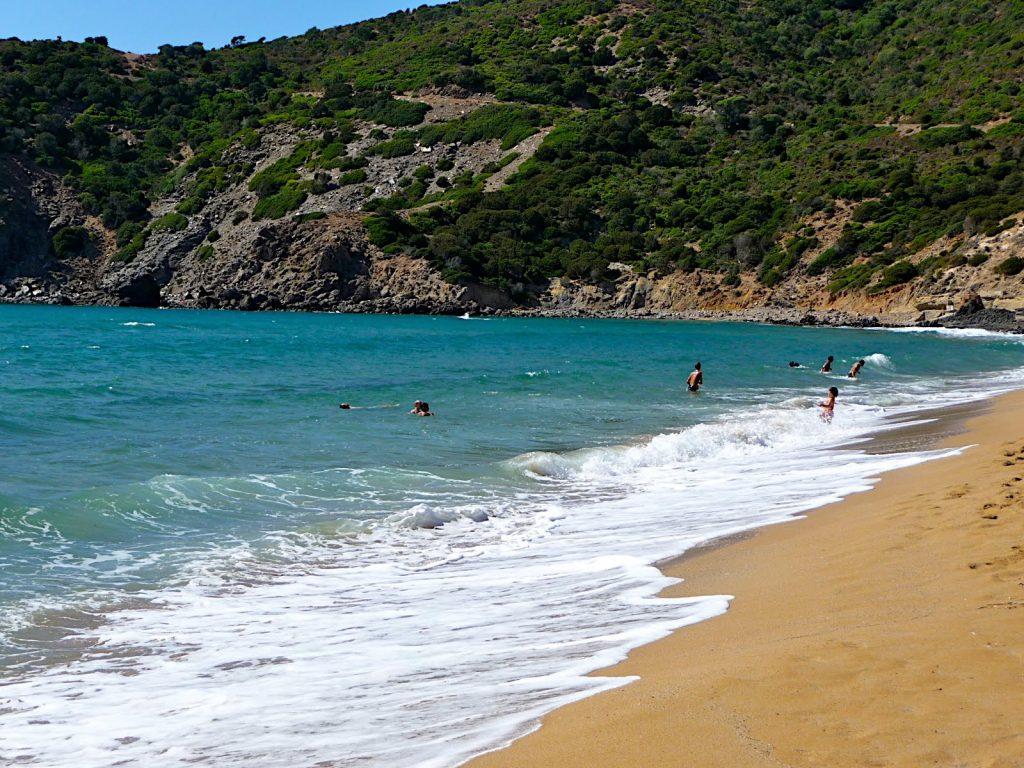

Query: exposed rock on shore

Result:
[1,121,1022,333]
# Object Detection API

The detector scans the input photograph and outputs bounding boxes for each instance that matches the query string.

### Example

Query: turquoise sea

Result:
[1,304,1023,767]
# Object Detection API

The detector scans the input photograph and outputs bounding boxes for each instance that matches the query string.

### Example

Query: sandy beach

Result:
[469,391,1024,768]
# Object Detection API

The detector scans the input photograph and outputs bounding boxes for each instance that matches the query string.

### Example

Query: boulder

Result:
[113,273,161,308]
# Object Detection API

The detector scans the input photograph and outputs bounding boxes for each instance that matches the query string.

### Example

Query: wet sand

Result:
[468,391,1024,768]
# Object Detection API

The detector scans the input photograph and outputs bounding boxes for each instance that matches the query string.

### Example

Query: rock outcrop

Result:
[1,114,1022,332]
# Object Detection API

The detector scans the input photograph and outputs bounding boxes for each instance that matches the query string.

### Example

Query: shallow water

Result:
[1,305,1022,766]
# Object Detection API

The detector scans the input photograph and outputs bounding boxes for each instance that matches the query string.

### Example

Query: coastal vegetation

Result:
[1,0,1023,300]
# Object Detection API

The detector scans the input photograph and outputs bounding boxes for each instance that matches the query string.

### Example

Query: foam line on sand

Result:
[468,390,1024,768]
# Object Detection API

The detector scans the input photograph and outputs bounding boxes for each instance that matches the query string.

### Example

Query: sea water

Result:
[1,305,1022,767]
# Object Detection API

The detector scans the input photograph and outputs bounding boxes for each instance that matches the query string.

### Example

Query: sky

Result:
[0,0,451,54]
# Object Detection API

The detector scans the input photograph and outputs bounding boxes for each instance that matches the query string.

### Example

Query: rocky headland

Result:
[2,24,1023,334]
[3,119,1021,333]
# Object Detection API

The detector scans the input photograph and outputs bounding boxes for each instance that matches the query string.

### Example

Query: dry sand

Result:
[469,391,1024,768]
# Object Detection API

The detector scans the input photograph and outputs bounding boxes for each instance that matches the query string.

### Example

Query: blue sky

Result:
[0,1,451,53]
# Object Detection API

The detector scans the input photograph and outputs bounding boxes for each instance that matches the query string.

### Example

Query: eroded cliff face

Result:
[535,207,1024,330]
[0,95,518,314]
[1,109,1022,328]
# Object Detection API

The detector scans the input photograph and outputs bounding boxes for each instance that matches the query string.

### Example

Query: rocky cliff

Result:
[534,206,1024,331]
[0,91,528,314]
[1,89,1023,330]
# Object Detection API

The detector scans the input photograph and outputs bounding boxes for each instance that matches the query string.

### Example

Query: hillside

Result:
[1,0,1023,326]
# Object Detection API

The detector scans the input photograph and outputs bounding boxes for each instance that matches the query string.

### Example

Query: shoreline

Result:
[468,390,1024,767]
[1,298,1021,334]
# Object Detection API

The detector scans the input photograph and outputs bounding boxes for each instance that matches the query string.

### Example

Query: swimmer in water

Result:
[686,362,703,393]
[819,386,838,422]
[848,359,865,378]
[820,355,834,373]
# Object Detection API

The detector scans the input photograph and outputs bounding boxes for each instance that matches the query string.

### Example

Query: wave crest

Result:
[504,405,842,482]
[864,352,894,369]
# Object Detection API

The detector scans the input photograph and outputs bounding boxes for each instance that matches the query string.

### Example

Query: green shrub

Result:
[196,244,214,261]
[500,124,537,150]
[968,253,989,267]
[807,247,845,276]
[314,124,357,166]
[367,131,417,158]
[827,263,875,294]
[240,128,261,150]
[870,260,918,292]
[914,125,982,149]
[116,221,145,247]
[361,98,430,127]
[176,195,206,215]
[418,105,543,150]
[252,188,307,220]
[152,212,189,232]
[248,142,316,197]
[207,229,220,242]
[325,155,368,172]
[994,256,1024,276]
[339,169,368,185]
[51,226,90,257]
[114,230,149,263]
[364,213,410,247]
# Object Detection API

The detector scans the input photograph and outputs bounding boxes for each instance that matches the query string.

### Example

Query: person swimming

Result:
[410,400,434,416]
[848,359,865,378]
[686,362,703,392]
[821,355,834,373]
[819,386,838,422]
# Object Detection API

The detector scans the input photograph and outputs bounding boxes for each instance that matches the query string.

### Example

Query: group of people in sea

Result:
[687,353,869,424]
[340,354,867,424]
[819,355,866,379]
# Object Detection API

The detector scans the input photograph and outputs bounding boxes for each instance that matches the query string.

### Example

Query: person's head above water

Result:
[694,362,701,371]
[339,403,351,410]
[829,386,839,397]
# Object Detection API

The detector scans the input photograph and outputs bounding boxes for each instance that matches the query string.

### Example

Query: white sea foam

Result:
[120,321,156,327]
[0,387,980,768]
[881,326,1022,340]
[3,347,1024,768]
[863,352,894,369]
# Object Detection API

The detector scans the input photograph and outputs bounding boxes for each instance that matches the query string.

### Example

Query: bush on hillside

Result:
[995,256,1024,276]
[51,226,90,257]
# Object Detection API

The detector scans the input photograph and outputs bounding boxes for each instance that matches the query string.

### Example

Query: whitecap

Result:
[863,352,894,369]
